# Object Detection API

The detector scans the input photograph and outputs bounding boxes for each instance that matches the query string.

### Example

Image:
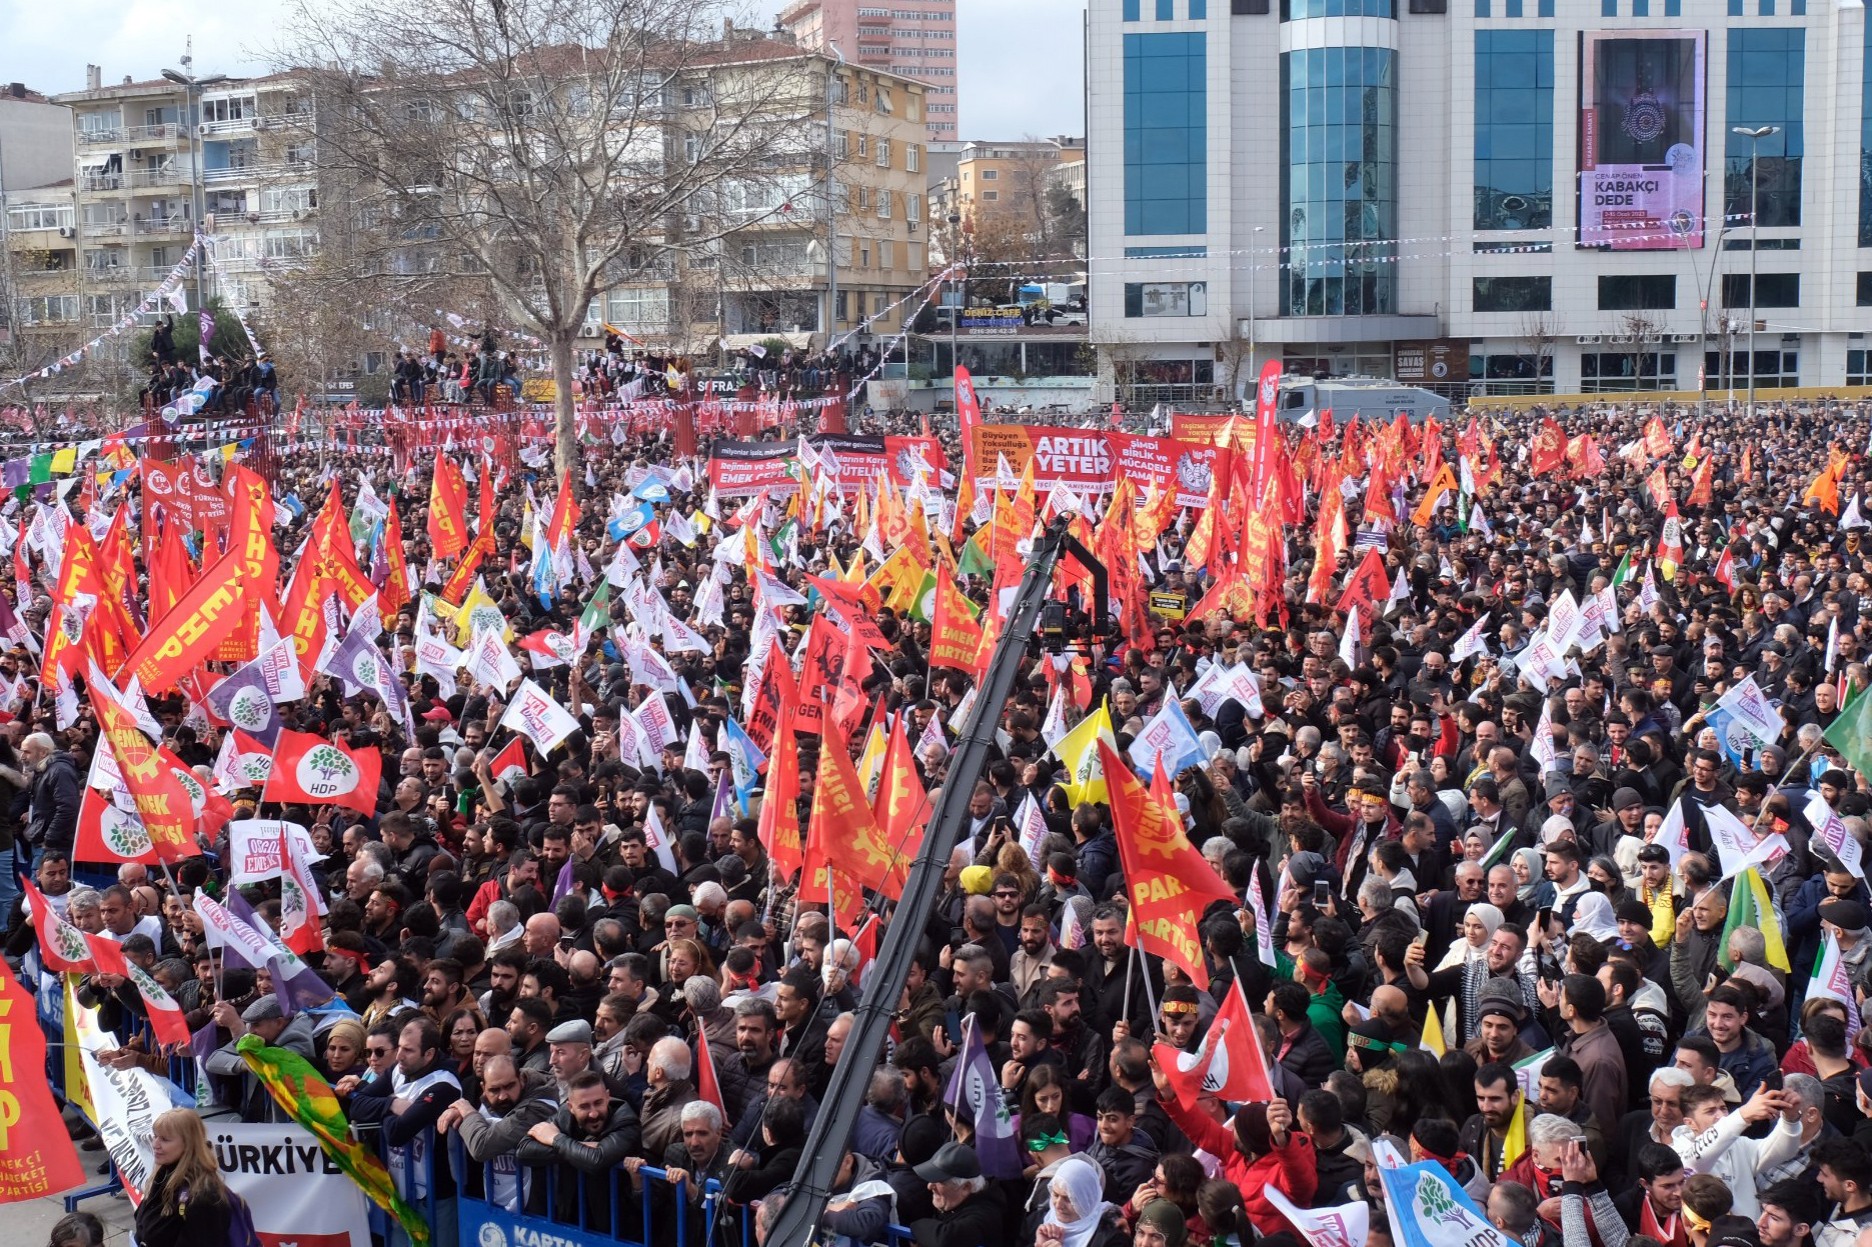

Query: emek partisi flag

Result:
[0,966,86,1203]
[498,678,582,755]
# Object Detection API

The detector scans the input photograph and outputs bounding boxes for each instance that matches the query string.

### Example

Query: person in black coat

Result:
[1269,982,1339,1088]
[911,1143,1010,1247]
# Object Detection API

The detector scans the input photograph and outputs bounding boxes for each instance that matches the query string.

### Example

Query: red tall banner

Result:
[0,964,87,1202]
[427,449,470,559]
[955,365,982,479]
[1251,359,1283,500]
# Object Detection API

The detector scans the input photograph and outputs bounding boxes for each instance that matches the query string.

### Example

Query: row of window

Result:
[1122,0,1208,17]
[832,134,923,172]
[1470,271,1823,312]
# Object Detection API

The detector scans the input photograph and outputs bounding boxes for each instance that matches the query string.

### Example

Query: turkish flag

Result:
[264,729,381,817]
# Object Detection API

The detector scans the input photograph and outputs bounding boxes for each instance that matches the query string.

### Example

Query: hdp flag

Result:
[945,1013,1022,1179]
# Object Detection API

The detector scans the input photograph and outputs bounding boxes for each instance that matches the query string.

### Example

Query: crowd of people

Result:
[137,314,279,415]
[14,394,1872,1247]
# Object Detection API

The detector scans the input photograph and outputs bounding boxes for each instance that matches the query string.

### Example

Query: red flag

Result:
[955,366,983,480]
[279,822,325,956]
[929,565,985,675]
[380,496,412,616]
[547,468,580,552]
[1099,743,1237,988]
[0,963,87,1199]
[21,878,96,972]
[488,735,529,787]
[87,665,196,862]
[756,702,804,879]
[120,541,249,694]
[75,784,158,866]
[809,721,902,906]
[1335,547,1392,619]
[428,449,470,559]
[1530,418,1567,476]
[265,729,382,817]
[311,479,373,609]
[828,622,873,741]
[695,1016,726,1117]
[1714,545,1736,590]
[86,932,190,1048]
[1153,976,1274,1105]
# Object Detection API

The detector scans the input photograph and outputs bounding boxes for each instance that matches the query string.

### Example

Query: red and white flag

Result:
[86,932,189,1047]
[22,878,96,973]
[1152,976,1273,1104]
[488,735,529,787]
[278,822,326,956]
[695,1017,726,1117]
[264,729,381,817]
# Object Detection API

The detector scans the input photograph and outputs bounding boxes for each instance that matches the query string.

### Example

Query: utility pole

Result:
[824,43,843,353]
[163,62,229,319]
[1732,124,1778,423]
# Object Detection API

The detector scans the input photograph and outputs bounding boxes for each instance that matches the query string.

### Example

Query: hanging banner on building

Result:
[1170,412,1256,454]
[706,434,946,495]
[967,425,1224,508]
[215,1122,372,1247]
[1578,30,1707,250]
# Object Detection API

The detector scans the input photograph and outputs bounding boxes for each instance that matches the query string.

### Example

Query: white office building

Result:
[1086,0,1872,403]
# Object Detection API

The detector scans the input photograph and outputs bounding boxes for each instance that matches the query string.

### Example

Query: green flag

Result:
[1611,551,1634,586]
[28,454,51,485]
[1719,867,1791,972]
[235,1034,431,1245]
[1823,683,1872,780]
[578,579,612,635]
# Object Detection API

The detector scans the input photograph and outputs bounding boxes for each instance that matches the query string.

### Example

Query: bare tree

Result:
[1516,310,1557,395]
[277,0,822,472]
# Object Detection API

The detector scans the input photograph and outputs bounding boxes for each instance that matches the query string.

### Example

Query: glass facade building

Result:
[1724,28,1805,229]
[1473,31,1554,232]
[1280,46,1398,316]
[1123,32,1208,235]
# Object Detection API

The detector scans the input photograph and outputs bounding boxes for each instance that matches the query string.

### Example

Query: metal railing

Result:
[77,123,182,145]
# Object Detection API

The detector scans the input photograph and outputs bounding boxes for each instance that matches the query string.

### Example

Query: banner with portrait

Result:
[1578,30,1706,250]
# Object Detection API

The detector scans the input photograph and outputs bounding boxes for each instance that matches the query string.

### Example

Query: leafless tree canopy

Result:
[274,0,823,466]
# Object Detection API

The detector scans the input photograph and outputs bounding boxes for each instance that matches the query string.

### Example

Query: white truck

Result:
[1270,375,1451,424]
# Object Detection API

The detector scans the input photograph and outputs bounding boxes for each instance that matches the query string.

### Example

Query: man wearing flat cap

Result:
[203,992,318,1122]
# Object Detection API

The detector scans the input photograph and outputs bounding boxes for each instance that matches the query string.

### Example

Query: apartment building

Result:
[777,0,959,141]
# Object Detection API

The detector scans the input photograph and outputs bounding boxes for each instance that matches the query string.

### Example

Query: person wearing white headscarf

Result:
[1570,892,1620,945]
[1032,1155,1122,1247]
[1435,900,1506,1042]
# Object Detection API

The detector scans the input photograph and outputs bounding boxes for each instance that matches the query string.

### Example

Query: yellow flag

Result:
[1502,1092,1529,1168]
[857,718,890,799]
[1420,1003,1446,1057]
[454,578,509,645]
[1057,704,1118,806]
[50,447,77,475]
[62,975,95,1123]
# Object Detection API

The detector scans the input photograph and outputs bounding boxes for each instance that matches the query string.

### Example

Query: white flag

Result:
[1703,802,1790,880]
[499,678,582,755]
[1805,791,1865,880]
[1451,613,1491,663]
[464,626,522,691]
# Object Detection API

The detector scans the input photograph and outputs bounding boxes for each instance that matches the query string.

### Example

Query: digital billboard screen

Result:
[1578,30,1706,250]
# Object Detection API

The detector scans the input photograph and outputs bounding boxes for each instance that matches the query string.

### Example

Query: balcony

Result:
[200,116,255,136]
[81,219,130,238]
[77,126,125,146]
[132,214,193,237]
[79,172,124,192]
[203,162,307,185]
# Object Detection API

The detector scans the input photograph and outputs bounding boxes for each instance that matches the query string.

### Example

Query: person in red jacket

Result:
[1153,1069,1318,1238]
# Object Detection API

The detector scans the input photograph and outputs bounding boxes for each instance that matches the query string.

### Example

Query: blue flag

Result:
[721,716,767,815]
[945,1014,1022,1179]
[1379,1160,1517,1247]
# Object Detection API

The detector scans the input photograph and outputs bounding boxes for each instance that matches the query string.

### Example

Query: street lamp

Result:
[1246,224,1264,404]
[1732,124,1779,421]
[163,65,229,318]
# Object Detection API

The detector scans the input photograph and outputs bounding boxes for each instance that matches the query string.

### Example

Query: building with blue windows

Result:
[1087,0,1872,400]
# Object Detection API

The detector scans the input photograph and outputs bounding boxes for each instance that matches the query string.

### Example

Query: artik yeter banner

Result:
[966,424,1226,508]
[1578,30,1707,250]
[707,434,946,496]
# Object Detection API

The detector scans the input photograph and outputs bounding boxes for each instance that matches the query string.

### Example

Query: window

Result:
[1601,0,1616,13]
[1281,45,1396,314]
[880,239,895,268]
[1123,281,1208,317]
[1859,273,1872,306]
[261,187,316,215]
[1190,0,1207,15]
[1125,32,1207,236]
[860,243,872,267]
[1474,31,1555,232]
[1126,0,1141,17]
[1726,29,1804,228]
[1721,272,1800,307]
[1850,349,1872,385]
[16,295,78,324]
[980,168,997,181]
[1282,0,1391,17]
[1597,274,1675,310]
[907,144,921,172]
[981,190,998,200]
[1663,0,1678,10]
[603,287,671,328]
[7,203,71,232]
[1706,349,1797,386]
[681,85,712,108]
[1472,276,1553,312]
[835,133,850,160]
[877,139,891,167]
[858,135,869,158]
[1582,351,1677,392]
[878,190,891,218]
[907,193,922,224]
[876,88,893,115]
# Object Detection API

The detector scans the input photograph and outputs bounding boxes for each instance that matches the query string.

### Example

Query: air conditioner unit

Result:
[246,212,261,223]
[291,209,306,221]
[1575,334,1601,345]
[907,221,918,234]
[57,226,73,238]
[1671,334,1699,343]
[197,123,210,136]
[254,118,271,131]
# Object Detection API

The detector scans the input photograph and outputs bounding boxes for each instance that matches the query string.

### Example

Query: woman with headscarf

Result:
[1027,1154,1128,1247]
[1511,847,1555,911]
[1429,900,1504,1044]
[1570,892,1620,947]
[1346,1016,1413,1135]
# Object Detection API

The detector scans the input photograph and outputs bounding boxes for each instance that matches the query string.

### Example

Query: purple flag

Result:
[205,657,282,747]
[198,311,216,362]
[711,769,734,824]
[223,888,337,1016]
[945,1013,1022,1179]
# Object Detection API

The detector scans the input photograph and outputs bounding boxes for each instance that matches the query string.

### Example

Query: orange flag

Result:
[214,465,278,664]
[1687,456,1714,509]
[87,662,196,862]
[380,497,412,616]
[312,480,373,610]
[120,542,249,695]
[928,564,985,675]
[1099,742,1237,988]
[756,700,804,879]
[1410,462,1459,527]
[873,712,927,890]
[805,723,894,916]
[428,449,471,559]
